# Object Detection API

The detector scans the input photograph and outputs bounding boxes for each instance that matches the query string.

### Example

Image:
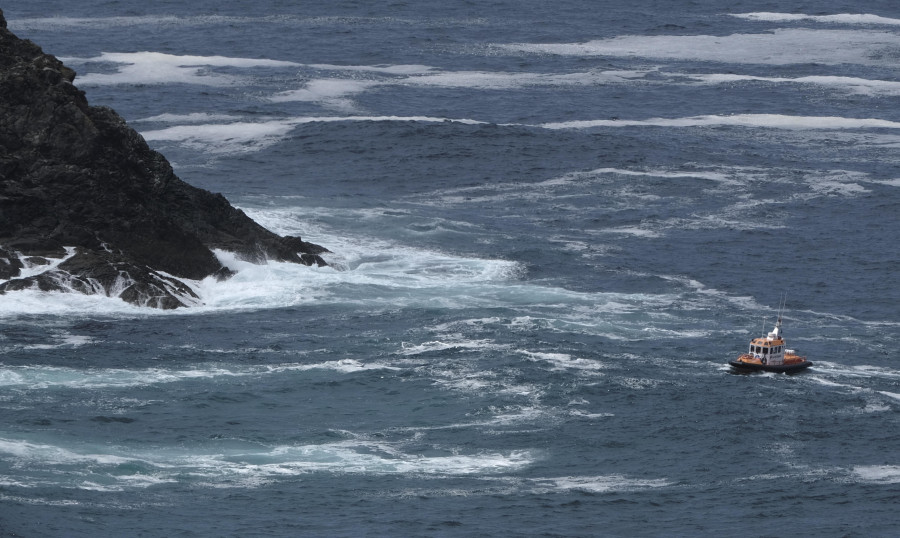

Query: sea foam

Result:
[852,465,900,484]
[732,12,900,26]
[0,434,536,490]
[0,359,400,390]
[0,206,526,316]
[497,28,900,66]
[63,51,299,86]
[269,68,651,106]
[140,116,490,155]
[541,114,900,130]
[684,73,900,96]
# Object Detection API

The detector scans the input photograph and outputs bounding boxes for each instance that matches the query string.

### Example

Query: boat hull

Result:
[728,360,813,373]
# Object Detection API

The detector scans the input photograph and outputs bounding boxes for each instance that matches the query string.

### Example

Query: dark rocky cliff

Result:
[0,8,327,308]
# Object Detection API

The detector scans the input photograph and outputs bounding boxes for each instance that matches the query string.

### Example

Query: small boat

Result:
[729,315,812,373]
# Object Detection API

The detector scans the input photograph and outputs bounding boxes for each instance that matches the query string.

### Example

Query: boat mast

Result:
[776,292,786,336]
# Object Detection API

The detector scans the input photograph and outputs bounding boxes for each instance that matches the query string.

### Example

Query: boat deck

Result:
[733,353,808,366]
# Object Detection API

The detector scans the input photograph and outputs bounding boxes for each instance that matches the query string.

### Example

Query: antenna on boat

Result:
[773,292,786,338]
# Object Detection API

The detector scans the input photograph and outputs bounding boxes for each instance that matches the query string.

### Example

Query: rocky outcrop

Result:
[0,8,327,308]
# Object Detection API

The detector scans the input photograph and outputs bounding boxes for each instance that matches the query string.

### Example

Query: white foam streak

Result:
[0,360,397,390]
[687,73,900,96]
[0,439,132,466]
[267,359,400,374]
[412,166,741,209]
[806,173,870,195]
[400,339,504,356]
[587,167,732,182]
[142,120,299,154]
[308,63,437,75]
[536,475,671,493]
[141,116,489,154]
[401,69,647,90]
[878,391,900,402]
[141,111,900,157]
[63,52,299,86]
[10,15,251,30]
[9,15,486,31]
[295,115,487,126]
[268,66,653,109]
[134,112,244,124]
[0,493,84,506]
[498,29,900,66]
[0,435,535,489]
[0,364,237,389]
[809,362,900,381]
[520,351,605,372]
[18,332,94,351]
[542,114,900,130]
[269,79,378,111]
[733,13,900,27]
[852,465,900,483]
[391,473,671,498]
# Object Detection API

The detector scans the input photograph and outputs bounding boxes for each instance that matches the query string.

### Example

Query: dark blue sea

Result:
[2,1,900,535]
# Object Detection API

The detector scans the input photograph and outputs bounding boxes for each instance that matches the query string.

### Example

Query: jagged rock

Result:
[0,246,24,279]
[0,9,328,308]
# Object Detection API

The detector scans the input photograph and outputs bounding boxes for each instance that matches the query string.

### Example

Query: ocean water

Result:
[2,1,899,535]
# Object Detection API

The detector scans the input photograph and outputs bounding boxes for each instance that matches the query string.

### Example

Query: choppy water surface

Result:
[2,1,899,535]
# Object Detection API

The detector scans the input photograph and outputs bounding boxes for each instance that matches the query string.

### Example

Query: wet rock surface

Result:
[0,8,327,308]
